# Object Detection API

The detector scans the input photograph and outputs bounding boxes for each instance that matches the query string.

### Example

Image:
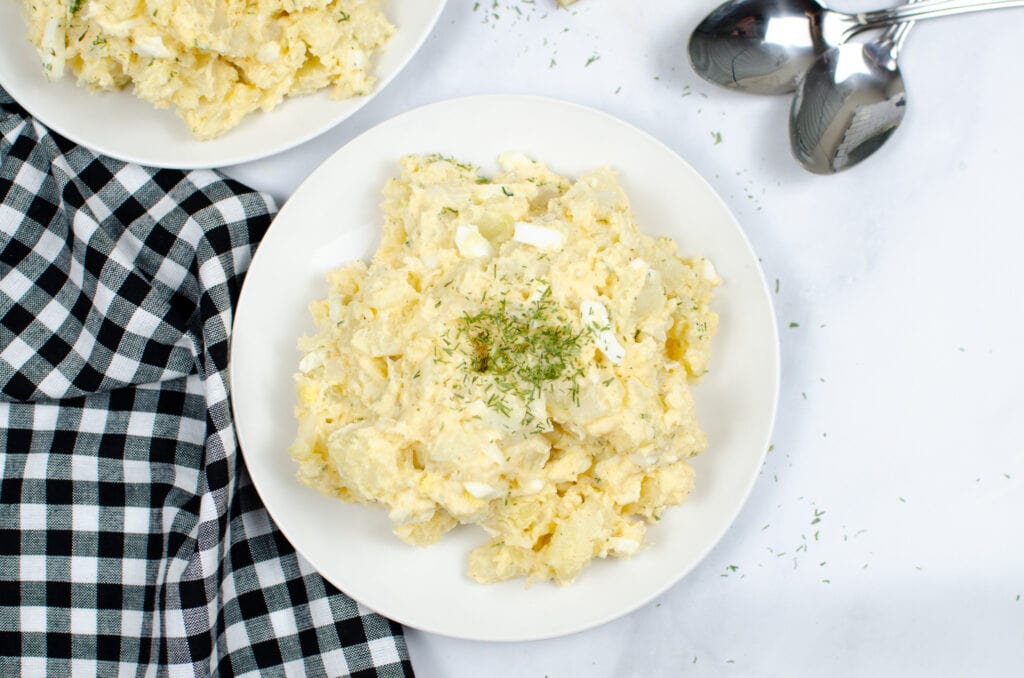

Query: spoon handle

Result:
[870,0,920,69]
[886,0,929,56]
[887,18,915,58]
[859,0,1024,28]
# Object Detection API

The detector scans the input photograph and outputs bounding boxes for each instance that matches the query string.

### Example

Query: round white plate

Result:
[231,95,780,642]
[0,0,446,169]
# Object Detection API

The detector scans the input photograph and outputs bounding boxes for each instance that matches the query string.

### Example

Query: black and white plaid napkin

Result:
[0,89,413,677]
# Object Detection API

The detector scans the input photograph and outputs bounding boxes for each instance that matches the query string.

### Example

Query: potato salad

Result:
[20,0,393,139]
[289,153,720,585]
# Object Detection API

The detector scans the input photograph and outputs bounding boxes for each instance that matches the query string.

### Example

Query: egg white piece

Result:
[581,300,626,364]
[513,221,564,250]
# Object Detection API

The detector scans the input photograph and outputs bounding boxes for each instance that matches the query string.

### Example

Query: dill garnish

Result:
[424,153,477,172]
[454,284,585,416]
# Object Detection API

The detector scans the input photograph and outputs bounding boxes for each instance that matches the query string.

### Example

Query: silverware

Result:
[688,0,1024,95]
[789,14,914,172]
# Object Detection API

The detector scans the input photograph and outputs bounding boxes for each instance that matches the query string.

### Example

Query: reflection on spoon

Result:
[790,17,914,173]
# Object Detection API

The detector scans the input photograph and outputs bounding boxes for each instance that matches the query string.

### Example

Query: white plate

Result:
[0,0,445,169]
[230,95,780,642]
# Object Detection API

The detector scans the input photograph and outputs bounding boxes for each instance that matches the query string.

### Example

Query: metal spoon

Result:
[789,19,913,173]
[688,0,1024,95]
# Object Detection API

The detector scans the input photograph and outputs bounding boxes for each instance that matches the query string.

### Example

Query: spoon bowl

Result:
[789,33,909,173]
[689,0,1024,95]
[688,0,830,95]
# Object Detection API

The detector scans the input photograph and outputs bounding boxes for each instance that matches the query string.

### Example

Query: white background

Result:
[226,1,1024,676]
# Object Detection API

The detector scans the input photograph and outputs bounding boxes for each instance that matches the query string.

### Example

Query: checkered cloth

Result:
[0,89,413,677]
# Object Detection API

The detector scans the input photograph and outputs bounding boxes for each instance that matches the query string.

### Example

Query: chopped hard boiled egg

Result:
[289,153,720,586]
[455,224,494,258]
[580,300,626,364]
[513,221,564,250]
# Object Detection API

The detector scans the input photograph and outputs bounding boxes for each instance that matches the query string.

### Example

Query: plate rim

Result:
[0,0,448,169]
[230,93,781,641]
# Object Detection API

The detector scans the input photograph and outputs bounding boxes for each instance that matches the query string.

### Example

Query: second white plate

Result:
[230,95,780,641]
[0,0,446,168]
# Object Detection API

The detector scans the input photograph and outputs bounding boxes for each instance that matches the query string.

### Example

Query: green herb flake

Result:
[425,153,476,172]
[454,285,586,417]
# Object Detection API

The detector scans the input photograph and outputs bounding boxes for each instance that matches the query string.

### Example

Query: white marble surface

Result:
[226,1,1024,675]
